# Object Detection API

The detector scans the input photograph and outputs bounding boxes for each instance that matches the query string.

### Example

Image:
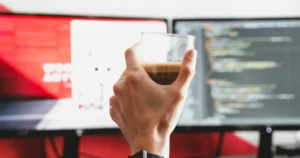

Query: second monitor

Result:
[173,18,300,127]
[0,13,167,132]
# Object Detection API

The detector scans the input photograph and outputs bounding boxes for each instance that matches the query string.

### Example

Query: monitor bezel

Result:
[172,17,300,32]
[1,125,300,138]
[172,17,300,132]
[0,12,168,23]
[0,12,168,137]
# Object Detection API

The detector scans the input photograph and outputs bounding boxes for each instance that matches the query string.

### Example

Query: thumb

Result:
[172,49,197,90]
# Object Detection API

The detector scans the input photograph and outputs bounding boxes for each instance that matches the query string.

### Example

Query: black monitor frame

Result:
[0,12,168,138]
[173,17,300,32]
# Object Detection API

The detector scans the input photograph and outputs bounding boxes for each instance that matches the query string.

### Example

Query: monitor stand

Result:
[257,127,273,158]
[63,136,80,158]
[215,132,225,158]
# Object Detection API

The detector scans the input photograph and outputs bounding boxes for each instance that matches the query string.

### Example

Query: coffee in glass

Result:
[140,32,195,85]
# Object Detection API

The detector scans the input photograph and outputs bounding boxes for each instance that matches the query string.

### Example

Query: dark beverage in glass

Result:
[140,32,195,85]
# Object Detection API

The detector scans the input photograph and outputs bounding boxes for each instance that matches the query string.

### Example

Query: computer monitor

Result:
[173,18,300,128]
[0,13,167,133]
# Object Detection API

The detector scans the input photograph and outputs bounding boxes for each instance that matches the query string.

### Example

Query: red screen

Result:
[0,15,166,101]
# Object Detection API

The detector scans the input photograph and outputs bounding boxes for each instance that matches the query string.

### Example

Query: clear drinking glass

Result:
[140,32,196,85]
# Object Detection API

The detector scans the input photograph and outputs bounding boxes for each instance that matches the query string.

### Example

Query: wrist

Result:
[130,134,170,157]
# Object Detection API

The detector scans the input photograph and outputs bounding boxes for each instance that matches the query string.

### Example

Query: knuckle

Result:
[170,87,185,101]
[182,65,195,77]
[109,108,117,121]
[125,72,141,84]
[177,91,185,100]
[113,83,122,96]
[109,96,114,105]
[109,96,119,108]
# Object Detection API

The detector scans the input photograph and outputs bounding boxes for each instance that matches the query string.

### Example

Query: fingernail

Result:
[188,49,197,61]
[192,50,197,69]
[193,49,198,59]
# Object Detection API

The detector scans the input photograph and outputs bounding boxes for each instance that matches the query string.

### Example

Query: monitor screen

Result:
[0,14,167,131]
[174,18,300,127]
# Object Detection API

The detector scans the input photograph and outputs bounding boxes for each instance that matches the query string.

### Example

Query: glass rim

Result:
[141,32,195,39]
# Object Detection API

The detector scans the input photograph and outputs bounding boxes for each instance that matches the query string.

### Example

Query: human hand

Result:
[109,43,197,157]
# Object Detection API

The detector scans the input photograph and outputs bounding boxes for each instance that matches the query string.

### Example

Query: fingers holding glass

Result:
[109,95,124,128]
[125,43,143,71]
[172,49,197,91]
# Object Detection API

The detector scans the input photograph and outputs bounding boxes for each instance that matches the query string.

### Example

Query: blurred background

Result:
[1,0,300,157]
